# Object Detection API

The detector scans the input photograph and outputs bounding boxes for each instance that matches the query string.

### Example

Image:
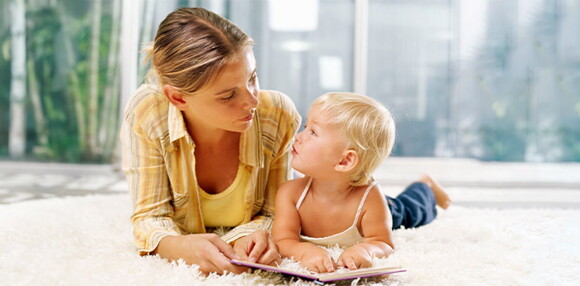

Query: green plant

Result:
[1,1,121,163]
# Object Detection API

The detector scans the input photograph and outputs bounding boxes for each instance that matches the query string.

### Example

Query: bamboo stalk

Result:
[56,3,86,155]
[26,59,48,148]
[87,0,103,159]
[8,0,26,158]
[99,0,121,161]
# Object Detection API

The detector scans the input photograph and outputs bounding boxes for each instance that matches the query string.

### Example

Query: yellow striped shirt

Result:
[120,84,300,254]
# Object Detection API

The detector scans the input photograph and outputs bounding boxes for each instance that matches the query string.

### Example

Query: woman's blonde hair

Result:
[144,7,253,94]
[313,92,396,186]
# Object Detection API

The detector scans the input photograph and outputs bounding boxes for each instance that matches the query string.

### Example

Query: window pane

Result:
[368,1,452,157]
[0,0,122,163]
[229,0,355,116]
[368,0,580,162]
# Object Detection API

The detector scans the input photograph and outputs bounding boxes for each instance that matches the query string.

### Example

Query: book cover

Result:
[230,259,405,283]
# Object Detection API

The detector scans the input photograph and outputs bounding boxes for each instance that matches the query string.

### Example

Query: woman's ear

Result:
[163,85,188,110]
[335,150,359,173]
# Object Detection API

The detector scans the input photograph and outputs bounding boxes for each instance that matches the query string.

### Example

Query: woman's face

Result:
[181,46,260,134]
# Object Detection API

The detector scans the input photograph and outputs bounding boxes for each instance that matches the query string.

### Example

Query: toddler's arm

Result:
[272,179,337,273]
[338,187,395,270]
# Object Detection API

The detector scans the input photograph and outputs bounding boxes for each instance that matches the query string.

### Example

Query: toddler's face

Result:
[291,104,349,177]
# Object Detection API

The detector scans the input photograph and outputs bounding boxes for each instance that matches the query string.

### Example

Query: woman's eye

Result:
[221,92,235,101]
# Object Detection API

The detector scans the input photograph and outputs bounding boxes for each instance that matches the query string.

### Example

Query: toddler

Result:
[272,92,451,273]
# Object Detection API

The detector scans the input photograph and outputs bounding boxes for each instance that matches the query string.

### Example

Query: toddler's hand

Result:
[337,244,372,270]
[299,244,337,273]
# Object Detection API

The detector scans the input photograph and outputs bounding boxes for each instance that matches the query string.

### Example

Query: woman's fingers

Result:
[256,235,281,265]
[247,231,268,262]
[189,234,247,274]
[233,240,250,261]
[206,233,239,260]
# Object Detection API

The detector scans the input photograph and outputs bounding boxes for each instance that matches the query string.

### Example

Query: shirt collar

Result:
[167,104,264,168]
[168,104,188,143]
[240,112,264,168]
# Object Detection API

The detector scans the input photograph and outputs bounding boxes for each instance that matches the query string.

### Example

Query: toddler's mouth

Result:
[291,146,298,155]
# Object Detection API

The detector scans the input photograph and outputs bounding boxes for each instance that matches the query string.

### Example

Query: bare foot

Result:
[419,174,452,209]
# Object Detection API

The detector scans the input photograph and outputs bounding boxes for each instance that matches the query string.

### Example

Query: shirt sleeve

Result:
[220,91,301,243]
[120,107,181,255]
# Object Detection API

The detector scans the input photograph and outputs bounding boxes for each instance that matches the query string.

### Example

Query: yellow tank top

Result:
[199,165,248,227]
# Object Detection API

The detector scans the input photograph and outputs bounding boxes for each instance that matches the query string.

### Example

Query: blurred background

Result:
[1,0,579,206]
[2,0,580,163]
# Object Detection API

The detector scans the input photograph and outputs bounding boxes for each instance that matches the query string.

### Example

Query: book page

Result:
[315,266,404,282]
[230,259,405,282]
[230,259,318,280]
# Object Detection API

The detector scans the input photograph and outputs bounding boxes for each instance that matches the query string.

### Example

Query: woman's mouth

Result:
[291,146,298,155]
[240,114,253,122]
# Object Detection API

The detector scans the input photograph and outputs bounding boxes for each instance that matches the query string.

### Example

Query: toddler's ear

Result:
[335,150,358,173]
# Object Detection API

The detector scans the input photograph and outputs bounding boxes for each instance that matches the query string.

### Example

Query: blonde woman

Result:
[273,92,451,273]
[121,8,300,275]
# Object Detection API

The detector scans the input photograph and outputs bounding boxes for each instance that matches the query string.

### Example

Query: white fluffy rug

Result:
[1,194,579,286]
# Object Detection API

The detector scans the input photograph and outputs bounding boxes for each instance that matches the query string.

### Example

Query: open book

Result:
[230,259,405,283]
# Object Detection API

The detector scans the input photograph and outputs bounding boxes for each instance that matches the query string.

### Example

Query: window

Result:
[1,0,122,163]
[2,0,579,163]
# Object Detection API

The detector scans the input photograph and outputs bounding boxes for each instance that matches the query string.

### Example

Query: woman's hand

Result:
[155,233,247,275]
[298,244,337,273]
[233,230,281,265]
[337,244,373,270]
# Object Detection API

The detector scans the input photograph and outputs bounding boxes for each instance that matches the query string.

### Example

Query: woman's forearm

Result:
[154,235,182,261]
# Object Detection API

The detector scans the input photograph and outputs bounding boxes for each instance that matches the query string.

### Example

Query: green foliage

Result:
[0,28,11,157]
[0,3,121,163]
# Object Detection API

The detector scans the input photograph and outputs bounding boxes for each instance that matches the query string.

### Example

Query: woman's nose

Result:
[242,88,259,110]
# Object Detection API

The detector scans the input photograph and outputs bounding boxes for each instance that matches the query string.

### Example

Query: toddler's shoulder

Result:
[278,177,310,200]
[364,184,389,208]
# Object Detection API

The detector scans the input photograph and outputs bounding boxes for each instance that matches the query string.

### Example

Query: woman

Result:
[120,7,300,275]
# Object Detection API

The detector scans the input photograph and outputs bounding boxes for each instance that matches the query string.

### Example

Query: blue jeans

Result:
[386,182,437,229]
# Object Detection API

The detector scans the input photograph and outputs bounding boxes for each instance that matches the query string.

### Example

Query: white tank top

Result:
[296,177,377,247]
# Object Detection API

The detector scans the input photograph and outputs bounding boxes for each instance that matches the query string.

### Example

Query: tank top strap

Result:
[295,177,313,210]
[352,181,378,226]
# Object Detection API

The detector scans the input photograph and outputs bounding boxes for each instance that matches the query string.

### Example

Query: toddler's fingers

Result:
[337,257,345,268]
[346,258,357,270]
[311,262,326,273]
[324,259,335,272]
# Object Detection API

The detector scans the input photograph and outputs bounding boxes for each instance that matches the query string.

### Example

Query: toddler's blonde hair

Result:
[313,92,396,186]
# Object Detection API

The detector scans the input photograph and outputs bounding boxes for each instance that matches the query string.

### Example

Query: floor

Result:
[1,157,579,208]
